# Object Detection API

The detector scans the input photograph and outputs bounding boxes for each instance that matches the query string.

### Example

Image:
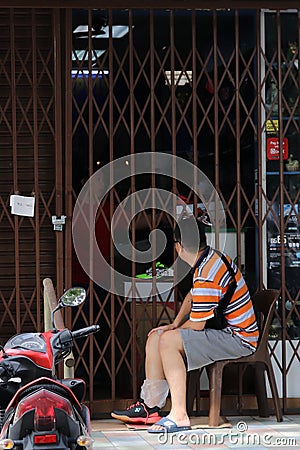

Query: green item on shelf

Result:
[136,273,152,279]
[136,262,173,279]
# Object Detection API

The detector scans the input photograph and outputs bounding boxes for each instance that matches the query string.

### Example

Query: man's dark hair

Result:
[174,216,207,252]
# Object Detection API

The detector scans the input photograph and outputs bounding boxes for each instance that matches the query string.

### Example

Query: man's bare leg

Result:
[140,331,170,409]
[149,329,190,430]
[145,330,165,379]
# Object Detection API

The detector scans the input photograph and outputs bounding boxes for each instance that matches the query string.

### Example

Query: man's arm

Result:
[172,291,193,328]
[173,292,206,331]
[180,318,206,331]
[148,291,192,336]
[148,291,206,336]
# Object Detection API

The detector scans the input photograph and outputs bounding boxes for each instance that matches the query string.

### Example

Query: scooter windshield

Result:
[4,333,46,352]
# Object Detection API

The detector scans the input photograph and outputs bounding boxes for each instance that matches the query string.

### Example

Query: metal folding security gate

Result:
[0,9,62,336]
[0,5,300,415]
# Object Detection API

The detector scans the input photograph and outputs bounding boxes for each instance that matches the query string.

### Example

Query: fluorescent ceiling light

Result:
[164,70,193,86]
[73,25,94,34]
[71,69,109,78]
[94,25,130,38]
[72,49,106,61]
[73,25,131,39]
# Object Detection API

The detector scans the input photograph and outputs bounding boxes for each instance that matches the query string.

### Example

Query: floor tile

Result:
[91,416,300,449]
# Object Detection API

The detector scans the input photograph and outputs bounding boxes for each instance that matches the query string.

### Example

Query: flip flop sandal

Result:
[147,417,191,434]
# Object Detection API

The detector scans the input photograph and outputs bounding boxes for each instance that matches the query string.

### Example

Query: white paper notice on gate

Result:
[10,195,35,217]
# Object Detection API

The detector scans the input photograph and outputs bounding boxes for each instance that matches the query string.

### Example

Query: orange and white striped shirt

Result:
[190,247,259,350]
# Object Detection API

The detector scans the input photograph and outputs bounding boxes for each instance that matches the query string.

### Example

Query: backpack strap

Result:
[214,250,237,311]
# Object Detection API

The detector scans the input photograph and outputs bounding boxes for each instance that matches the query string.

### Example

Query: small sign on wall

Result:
[265,119,279,134]
[266,137,288,160]
[10,195,35,217]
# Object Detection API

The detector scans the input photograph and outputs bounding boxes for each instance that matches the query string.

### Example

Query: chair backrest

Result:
[252,289,280,350]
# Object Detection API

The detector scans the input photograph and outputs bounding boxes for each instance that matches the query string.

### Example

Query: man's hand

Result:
[147,323,176,337]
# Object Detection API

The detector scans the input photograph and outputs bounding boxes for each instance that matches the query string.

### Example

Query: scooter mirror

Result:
[59,287,86,307]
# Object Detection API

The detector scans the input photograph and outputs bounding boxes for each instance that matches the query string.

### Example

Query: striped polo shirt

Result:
[190,247,259,350]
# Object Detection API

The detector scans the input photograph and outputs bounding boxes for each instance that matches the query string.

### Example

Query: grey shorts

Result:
[179,327,254,371]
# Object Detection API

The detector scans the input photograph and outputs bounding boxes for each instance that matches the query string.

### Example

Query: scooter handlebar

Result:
[71,325,100,339]
[0,361,18,381]
[0,365,7,380]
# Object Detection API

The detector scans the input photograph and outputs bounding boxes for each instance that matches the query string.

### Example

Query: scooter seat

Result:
[60,378,86,403]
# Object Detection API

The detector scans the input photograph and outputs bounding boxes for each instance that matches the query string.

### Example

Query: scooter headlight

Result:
[0,438,14,450]
[77,435,94,447]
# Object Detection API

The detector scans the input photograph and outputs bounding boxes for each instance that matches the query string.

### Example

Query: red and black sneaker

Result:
[111,400,162,424]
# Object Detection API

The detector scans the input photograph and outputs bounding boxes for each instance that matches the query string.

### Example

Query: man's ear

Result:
[178,244,187,260]
[175,241,182,254]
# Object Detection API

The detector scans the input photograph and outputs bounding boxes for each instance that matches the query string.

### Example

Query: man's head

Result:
[174,216,207,254]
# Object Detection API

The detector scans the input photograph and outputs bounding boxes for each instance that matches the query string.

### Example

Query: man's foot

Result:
[148,416,191,433]
[148,414,190,433]
[111,400,162,424]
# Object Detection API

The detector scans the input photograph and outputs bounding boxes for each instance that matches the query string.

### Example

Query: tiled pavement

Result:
[91,415,300,449]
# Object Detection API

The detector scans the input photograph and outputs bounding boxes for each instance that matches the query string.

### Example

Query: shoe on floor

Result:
[111,400,162,424]
[147,417,191,433]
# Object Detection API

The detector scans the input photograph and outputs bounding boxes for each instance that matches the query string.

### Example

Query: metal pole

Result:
[43,279,52,332]
[43,278,75,378]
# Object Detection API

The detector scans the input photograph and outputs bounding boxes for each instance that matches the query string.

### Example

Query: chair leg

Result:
[195,368,202,416]
[265,361,283,422]
[237,365,247,413]
[254,363,270,417]
[186,369,200,416]
[208,363,224,427]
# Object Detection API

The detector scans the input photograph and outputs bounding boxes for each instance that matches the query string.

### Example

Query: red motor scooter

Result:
[0,287,99,450]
